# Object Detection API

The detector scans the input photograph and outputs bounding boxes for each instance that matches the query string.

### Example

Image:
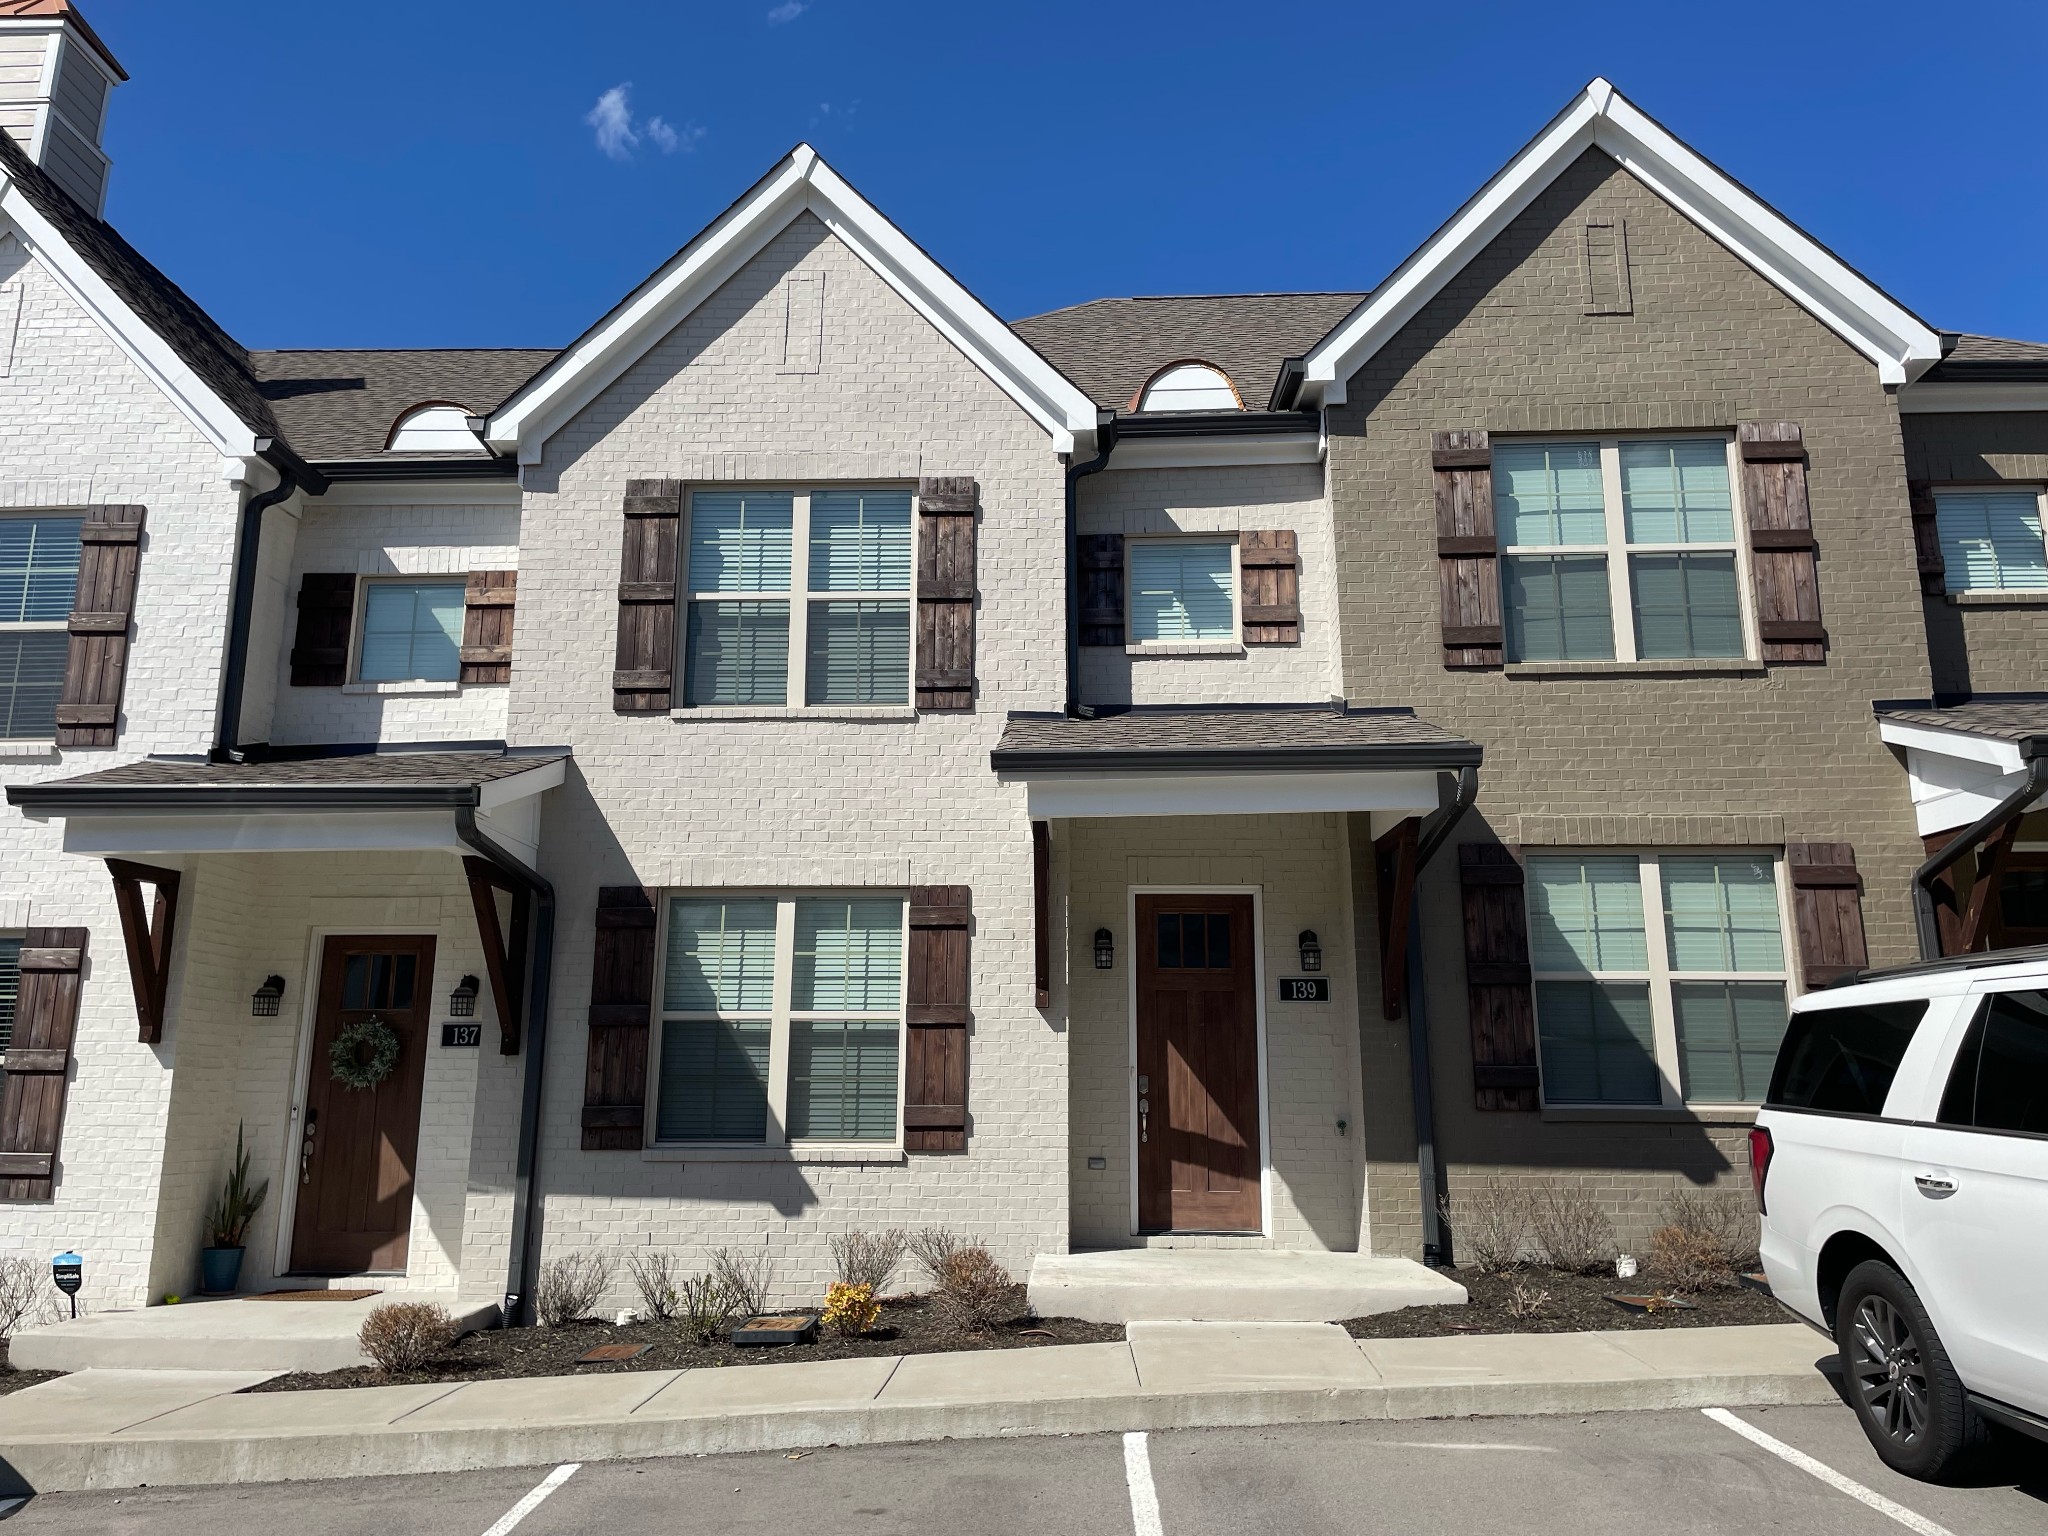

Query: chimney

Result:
[0,1,125,217]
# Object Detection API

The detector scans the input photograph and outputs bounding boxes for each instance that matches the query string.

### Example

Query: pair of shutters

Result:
[289,572,518,686]
[579,885,972,1152]
[0,928,87,1200]
[1454,842,1869,1111]
[53,506,145,747]
[1430,424,1827,668]
[1077,530,1302,645]
[611,478,979,714]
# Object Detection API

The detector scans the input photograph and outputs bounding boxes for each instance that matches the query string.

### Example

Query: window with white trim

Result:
[357,580,465,682]
[683,488,912,707]
[1127,537,1237,644]
[1527,851,1792,1106]
[0,515,81,737]
[1933,488,2048,593]
[1498,437,1749,663]
[655,894,905,1144]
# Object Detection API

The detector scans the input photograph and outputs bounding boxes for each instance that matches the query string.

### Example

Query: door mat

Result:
[245,1289,383,1301]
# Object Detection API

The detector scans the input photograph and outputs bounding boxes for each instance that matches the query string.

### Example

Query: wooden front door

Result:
[1135,895,1261,1233]
[291,936,435,1274]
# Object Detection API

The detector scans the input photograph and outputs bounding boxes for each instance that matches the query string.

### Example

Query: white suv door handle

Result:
[1914,1171,1958,1196]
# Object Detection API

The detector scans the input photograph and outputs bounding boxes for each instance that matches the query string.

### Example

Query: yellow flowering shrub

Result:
[821,1280,880,1336]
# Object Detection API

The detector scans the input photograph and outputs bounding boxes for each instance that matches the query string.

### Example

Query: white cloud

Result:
[767,1,807,22]
[645,117,705,155]
[586,84,639,160]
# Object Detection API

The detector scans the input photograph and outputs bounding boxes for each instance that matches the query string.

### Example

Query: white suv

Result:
[1755,946,2048,1480]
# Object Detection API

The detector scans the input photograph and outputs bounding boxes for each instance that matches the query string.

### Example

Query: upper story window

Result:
[1128,538,1237,644]
[1933,489,2048,593]
[358,580,465,683]
[1499,437,1748,663]
[386,403,487,455]
[684,488,911,708]
[1527,850,1791,1107]
[0,515,81,737]
[1135,362,1242,413]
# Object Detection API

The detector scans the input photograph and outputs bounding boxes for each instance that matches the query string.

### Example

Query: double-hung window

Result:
[1527,851,1792,1107]
[1127,537,1237,645]
[655,894,905,1145]
[1499,438,1748,663]
[683,488,912,707]
[1932,489,2048,594]
[357,580,465,683]
[0,515,81,737]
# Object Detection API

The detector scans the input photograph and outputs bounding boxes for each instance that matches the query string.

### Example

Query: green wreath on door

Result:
[328,1016,401,1090]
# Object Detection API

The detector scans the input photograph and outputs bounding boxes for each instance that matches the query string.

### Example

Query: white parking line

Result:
[1702,1409,1957,1536]
[1123,1431,1164,1536]
[481,1462,581,1536]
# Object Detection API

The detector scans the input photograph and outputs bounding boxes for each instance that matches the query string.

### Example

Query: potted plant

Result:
[200,1123,269,1295]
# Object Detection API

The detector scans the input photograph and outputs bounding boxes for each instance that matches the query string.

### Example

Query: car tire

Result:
[1835,1258,1987,1482]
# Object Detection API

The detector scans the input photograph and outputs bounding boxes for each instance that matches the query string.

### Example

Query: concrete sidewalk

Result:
[0,1322,1840,1496]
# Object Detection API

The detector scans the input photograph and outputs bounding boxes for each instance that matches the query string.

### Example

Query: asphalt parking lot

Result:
[5,1402,2044,1535]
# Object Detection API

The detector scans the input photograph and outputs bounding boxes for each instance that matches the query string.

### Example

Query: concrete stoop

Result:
[1027,1249,1468,1323]
[9,1293,502,1374]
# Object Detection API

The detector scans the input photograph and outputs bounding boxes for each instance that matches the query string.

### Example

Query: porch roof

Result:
[1874,696,2048,837]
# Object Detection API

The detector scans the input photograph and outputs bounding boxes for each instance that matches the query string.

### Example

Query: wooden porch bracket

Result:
[1958,816,2023,954]
[463,856,532,1054]
[1374,817,1421,1020]
[105,859,179,1044]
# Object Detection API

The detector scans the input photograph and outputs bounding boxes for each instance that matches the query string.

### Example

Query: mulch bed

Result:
[245,1286,1122,1393]
[1342,1267,1790,1338]
[0,1339,61,1396]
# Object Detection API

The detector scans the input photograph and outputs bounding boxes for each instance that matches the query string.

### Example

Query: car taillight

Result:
[1748,1125,1774,1215]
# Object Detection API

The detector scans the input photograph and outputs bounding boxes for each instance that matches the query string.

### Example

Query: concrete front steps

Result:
[1027,1249,1468,1323]
[10,1292,501,1374]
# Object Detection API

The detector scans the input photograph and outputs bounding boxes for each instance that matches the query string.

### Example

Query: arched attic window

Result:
[1132,361,1243,413]
[386,402,487,454]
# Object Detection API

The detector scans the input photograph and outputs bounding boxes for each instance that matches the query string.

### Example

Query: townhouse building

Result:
[2,3,2041,1317]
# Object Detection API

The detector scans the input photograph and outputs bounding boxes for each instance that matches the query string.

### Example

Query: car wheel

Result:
[1835,1258,1986,1481]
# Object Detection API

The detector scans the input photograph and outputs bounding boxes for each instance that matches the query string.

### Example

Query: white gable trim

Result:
[1299,80,1943,404]
[487,145,1100,461]
[0,178,260,456]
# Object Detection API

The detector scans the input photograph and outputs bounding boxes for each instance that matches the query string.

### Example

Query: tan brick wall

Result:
[1326,148,1936,1255]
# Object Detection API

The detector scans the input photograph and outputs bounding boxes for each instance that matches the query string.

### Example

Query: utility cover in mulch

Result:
[1341,1267,1790,1338]
[244,1286,1122,1393]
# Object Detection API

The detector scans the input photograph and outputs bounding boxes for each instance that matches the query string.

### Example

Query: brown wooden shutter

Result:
[915,477,976,712]
[1787,842,1869,986]
[459,570,516,684]
[904,885,969,1151]
[581,886,655,1150]
[1907,481,1946,596]
[1240,530,1300,644]
[1739,423,1827,663]
[290,573,356,686]
[1458,845,1538,1110]
[0,927,87,1200]
[1433,432,1503,668]
[614,479,682,713]
[56,505,144,745]
[1078,534,1125,646]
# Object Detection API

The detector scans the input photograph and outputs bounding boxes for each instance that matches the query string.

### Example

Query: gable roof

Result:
[1296,79,1945,403]
[249,348,558,461]
[1919,333,2048,384]
[486,144,1103,460]
[1012,293,1364,416]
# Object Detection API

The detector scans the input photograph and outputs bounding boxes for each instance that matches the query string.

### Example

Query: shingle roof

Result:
[1876,697,2048,751]
[247,349,559,461]
[7,748,569,810]
[1011,293,1364,415]
[991,705,1480,774]
[1919,333,2048,383]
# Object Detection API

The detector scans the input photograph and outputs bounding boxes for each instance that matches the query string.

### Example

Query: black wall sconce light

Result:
[449,975,481,1017]
[1093,928,1115,970]
[250,975,286,1017]
[1297,930,1322,973]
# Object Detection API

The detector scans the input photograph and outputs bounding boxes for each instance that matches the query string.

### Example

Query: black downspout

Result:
[1912,750,2048,960]
[1063,413,1118,718]
[456,804,556,1328]
[214,440,325,762]
[1403,764,1477,1267]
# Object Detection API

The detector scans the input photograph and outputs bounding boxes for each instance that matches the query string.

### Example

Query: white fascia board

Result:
[59,809,464,857]
[1877,718,2027,774]
[1012,768,1441,820]
[0,182,259,457]
[488,145,1097,462]
[311,479,522,508]
[1298,80,1942,402]
[1107,433,1322,470]
[476,755,567,811]
[1898,382,2048,414]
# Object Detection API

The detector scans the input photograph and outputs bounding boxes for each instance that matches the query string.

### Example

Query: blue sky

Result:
[84,0,2048,351]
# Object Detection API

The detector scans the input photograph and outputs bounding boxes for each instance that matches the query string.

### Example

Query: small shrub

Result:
[931,1245,1015,1333]
[626,1250,682,1322]
[709,1246,772,1316]
[1648,1187,1757,1291]
[677,1273,740,1344]
[1506,1275,1551,1321]
[821,1280,881,1337]
[1528,1184,1616,1274]
[358,1301,457,1372]
[907,1226,966,1287]
[830,1229,908,1295]
[1441,1176,1533,1273]
[0,1257,58,1340]
[535,1251,614,1327]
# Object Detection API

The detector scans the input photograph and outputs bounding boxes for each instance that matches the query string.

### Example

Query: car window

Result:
[1765,1000,1928,1116]
[1937,989,2048,1136]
